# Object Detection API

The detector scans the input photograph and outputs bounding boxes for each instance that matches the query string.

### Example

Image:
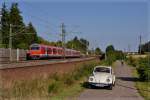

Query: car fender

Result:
[113,75,116,84]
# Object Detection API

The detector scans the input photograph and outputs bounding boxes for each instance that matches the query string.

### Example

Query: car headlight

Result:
[89,77,93,81]
[106,78,110,82]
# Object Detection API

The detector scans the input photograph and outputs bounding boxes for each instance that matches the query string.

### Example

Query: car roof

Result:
[94,66,112,69]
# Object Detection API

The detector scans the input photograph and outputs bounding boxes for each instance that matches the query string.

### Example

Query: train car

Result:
[28,43,81,59]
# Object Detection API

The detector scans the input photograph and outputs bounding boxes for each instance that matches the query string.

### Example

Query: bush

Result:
[127,56,138,67]
[106,50,126,65]
[137,57,150,81]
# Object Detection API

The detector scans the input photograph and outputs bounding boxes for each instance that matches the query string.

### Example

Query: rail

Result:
[0,57,96,70]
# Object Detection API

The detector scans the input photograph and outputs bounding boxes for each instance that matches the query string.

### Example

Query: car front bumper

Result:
[89,82,112,87]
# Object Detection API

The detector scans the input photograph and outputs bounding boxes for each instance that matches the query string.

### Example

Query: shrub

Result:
[137,57,150,81]
[106,50,126,65]
[127,56,137,67]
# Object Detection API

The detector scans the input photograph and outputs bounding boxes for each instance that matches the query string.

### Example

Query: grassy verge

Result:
[127,56,150,100]
[133,67,150,100]
[1,61,100,99]
[50,78,85,100]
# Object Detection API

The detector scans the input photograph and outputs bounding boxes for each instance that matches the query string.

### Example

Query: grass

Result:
[127,56,150,100]
[133,69,150,100]
[1,59,116,99]
[50,78,85,100]
[1,61,100,99]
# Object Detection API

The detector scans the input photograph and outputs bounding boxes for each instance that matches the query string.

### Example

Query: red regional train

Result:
[27,44,81,59]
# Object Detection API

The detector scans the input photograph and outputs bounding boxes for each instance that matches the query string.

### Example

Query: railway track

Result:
[0,57,96,69]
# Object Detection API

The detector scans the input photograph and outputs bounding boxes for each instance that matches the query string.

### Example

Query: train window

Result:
[31,47,39,50]
[41,47,45,52]
[48,48,52,54]
[53,48,57,54]
[58,49,61,54]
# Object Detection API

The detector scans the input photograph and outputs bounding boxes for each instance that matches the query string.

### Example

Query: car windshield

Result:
[31,47,40,50]
[94,67,110,73]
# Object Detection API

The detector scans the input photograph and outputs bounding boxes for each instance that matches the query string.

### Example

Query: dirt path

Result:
[78,61,144,100]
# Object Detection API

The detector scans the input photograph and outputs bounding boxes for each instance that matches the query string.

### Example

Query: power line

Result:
[22,10,63,40]
[128,44,131,53]
[24,3,62,25]
[23,4,82,41]
[22,5,59,30]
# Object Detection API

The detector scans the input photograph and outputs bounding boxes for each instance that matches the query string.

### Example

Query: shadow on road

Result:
[81,82,112,90]
[117,76,139,82]
[116,83,150,92]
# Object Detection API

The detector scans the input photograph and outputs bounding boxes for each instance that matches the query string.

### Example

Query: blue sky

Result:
[0,0,149,52]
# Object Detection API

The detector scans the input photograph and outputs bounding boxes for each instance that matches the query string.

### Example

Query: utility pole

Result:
[86,41,88,55]
[9,24,12,62]
[128,44,131,53]
[61,23,66,59]
[0,8,2,47]
[139,35,142,54]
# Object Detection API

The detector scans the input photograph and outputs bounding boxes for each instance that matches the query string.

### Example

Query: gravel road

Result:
[78,61,144,100]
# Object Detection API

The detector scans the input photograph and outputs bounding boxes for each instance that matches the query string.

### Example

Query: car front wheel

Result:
[113,82,115,86]
[88,84,93,89]
[108,84,113,90]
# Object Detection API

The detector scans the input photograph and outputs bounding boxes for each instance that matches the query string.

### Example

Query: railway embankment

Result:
[0,57,99,88]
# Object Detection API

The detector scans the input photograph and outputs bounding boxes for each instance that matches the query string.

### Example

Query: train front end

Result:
[29,44,44,59]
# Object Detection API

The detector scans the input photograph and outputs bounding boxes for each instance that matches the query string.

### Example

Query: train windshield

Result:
[31,47,40,50]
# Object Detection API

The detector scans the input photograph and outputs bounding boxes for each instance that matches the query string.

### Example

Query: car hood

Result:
[93,73,111,83]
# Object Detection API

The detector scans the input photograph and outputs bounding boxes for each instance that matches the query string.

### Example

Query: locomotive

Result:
[27,43,81,59]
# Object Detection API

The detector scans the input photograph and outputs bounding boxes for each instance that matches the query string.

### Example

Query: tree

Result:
[66,36,89,54]
[95,47,102,55]
[139,41,150,53]
[73,36,78,41]
[24,22,38,48]
[105,45,116,65]
[0,2,54,49]
[1,3,10,48]
[79,38,89,53]
[9,3,25,48]
[106,45,115,53]
[56,40,62,47]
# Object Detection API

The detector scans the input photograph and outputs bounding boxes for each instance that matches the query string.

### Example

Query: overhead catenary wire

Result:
[23,3,82,37]
[22,10,63,40]
[1,3,83,46]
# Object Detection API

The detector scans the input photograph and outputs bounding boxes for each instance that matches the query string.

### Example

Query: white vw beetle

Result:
[88,66,115,89]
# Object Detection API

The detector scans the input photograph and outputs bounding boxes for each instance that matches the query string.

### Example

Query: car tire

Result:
[108,84,112,90]
[88,84,92,89]
[113,82,115,86]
